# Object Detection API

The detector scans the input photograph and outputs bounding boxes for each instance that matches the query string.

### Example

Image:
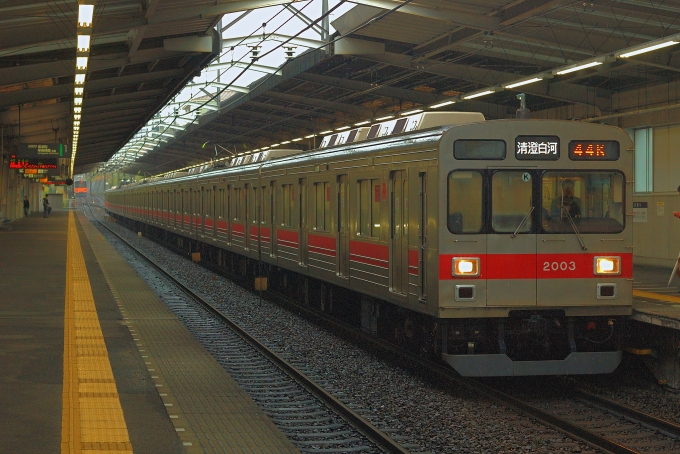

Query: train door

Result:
[417,172,427,301]
[486,169,537,306]
[299,178,308,267]
[390,170,408,295]
[270,181,277,258]
[337,174,349,278]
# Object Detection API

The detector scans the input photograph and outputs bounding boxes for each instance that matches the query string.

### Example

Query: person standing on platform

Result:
[43,195,50,218]
[23,196,29,217]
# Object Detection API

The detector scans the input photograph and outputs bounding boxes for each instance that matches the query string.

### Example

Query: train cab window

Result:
[542,171,624,233]
[448,171,482,233]
[358,179,380,237]
[454,140,506,160]
[491,171,533,233]
[314,182,331,231]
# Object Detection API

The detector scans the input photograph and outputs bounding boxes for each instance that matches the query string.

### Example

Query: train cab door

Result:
[299,178,308,267]
[486,169,537,306]
[337,174,349,278]
[390,170,409,295]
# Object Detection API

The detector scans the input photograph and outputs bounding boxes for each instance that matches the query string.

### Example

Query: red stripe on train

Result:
[439,253,633,280]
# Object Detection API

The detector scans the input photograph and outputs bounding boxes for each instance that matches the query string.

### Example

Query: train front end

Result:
[437,119,633,376]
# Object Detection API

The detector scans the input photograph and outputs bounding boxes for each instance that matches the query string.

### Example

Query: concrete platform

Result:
[0,210,300,453]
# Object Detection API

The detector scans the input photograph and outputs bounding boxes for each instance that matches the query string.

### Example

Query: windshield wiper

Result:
[511,206,534,238]
[561,207,587,250]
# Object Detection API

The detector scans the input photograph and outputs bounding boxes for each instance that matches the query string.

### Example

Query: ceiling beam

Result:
[147,0,293,25]
[83,89,167,108]
[86,68,185,93]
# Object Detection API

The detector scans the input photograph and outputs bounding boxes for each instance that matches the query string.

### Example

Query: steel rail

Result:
[92,210,412,454]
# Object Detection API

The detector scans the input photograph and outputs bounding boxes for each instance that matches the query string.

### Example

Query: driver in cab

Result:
[547,179,581,221]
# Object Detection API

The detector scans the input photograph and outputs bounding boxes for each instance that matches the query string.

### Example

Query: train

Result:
[105,112,633,376]
[74,179,88,197]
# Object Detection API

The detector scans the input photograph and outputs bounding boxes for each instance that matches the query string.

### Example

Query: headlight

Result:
[452,257,480,277]
[594,256,621,275]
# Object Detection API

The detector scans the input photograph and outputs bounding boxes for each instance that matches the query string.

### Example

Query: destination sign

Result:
[17,143,69,159]
[9,154,58,170]
[515,135,560,160]
[568,140,620,161]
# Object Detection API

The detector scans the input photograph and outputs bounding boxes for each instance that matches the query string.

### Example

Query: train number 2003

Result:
[543,261,576,271]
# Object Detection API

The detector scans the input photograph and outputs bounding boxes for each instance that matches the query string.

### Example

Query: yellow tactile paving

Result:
[62,212,132,454]
[633,289,680,304]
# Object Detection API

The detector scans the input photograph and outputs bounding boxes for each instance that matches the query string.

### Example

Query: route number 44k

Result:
[543,261,576,271]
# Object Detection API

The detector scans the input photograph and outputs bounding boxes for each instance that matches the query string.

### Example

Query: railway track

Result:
[87,201,680,454]
[84,203,414,454]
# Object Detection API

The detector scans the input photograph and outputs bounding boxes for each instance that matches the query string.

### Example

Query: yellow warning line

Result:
[633,290,680,304]
[62,212,133,454]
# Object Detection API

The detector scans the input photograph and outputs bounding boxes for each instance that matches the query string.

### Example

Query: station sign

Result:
[9,154,58,170]
[17,143,69,159]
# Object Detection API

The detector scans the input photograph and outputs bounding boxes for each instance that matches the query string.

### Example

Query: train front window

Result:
[447,171,482,234]
[491,171,533,233]
[542,171,624,233]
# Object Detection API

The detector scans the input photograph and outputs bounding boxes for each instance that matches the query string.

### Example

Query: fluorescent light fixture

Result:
[74,121,80,126]
[292,137,303,141]
[504,77,543,89]
[354,120,371,126]
[375,115,394,121]
[319,130,333,134]
[304,134,315,138]
[74,87,84,95]
[271,143,280,147]
[261,146,270,150]
[463,90,495,100]
[74,114,81,120]
[75,74,86,85]
[555,61,602,75]
[77,34,90,51]
[76,57,88,69]
[400,109,423,116]
[281,140,291,144]
[619,41,678,58]
[429,100,455,109]
[335,126,350,131]
[74,97,83,106]
[78,4,94,27]
[252,149,260,152]
[74,107,81,113]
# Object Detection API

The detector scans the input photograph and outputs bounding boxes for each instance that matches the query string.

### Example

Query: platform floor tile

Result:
[77,213,300,454]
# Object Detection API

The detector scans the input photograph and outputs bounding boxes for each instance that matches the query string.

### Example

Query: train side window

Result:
[313,182,331,231]
[447,171,482,234]
[282,184,294,227]
[491,171,533,233]
[454,140,506,160]
[358,179,380,237]
[250,186,258,223]
[234,187,242,221]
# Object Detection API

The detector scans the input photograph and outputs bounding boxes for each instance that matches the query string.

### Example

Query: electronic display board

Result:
[17,143,69,159]
[568,141,620,160]
[515,135,560,160]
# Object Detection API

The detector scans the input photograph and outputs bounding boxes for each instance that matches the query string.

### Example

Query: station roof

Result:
[2,1,680,176]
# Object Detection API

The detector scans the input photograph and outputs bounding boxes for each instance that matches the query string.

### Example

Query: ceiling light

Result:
[429,100,455,109]
[271,143,280,147]
[281,140,291,144]
[463,90,495,100]
[619,41,679,58]
[292,137,303,141]
[304,134,315,138]
[74,107,81,113]
[74,97,83,106]
[504,77,543,89]
[319,130,333,134]
[555,61,602,75]
[375,115,394,121]
[75,74,86,85]
[76,57,88,70]
[74,87,84,95]
[354,120,371,126]
[400,109,423,116]
[335,126,350,131]
[77,35,90,51]
[74,120,80,126]
[74,114,81,120]
[78,4,94,27]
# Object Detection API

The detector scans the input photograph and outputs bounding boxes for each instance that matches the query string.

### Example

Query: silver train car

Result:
[106,113,633,376]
